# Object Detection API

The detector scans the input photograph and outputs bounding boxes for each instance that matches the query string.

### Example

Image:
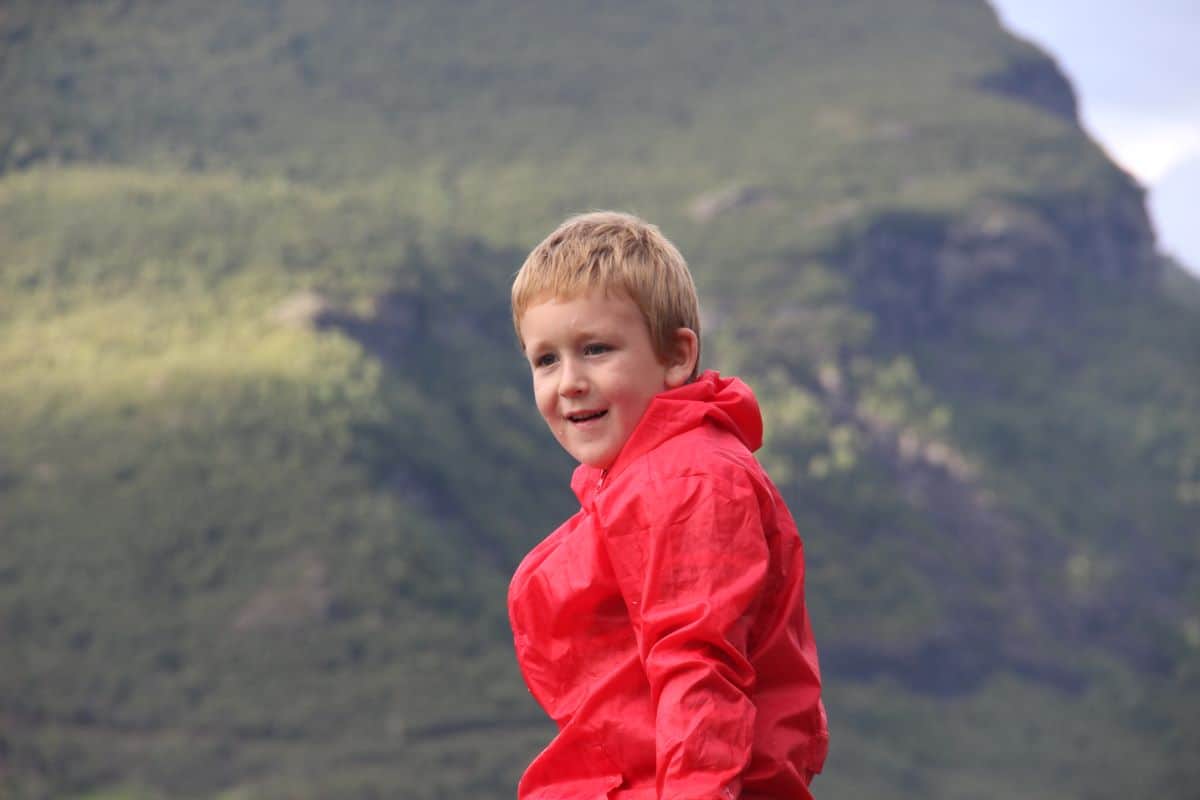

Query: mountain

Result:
[2,2,1198,798]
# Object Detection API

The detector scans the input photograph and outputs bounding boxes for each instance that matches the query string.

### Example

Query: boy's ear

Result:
[663,327,699,388]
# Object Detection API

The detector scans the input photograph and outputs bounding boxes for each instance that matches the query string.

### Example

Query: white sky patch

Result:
[1085,108,1200,184]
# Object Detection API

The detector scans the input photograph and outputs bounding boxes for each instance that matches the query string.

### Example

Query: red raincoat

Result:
[509,371,828,799]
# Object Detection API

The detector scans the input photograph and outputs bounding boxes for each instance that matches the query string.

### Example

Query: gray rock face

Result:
[837,187,1158,340]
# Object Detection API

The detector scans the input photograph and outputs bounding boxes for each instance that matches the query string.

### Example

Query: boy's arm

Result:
[601,469,768,799]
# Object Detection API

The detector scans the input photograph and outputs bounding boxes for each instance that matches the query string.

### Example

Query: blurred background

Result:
[1,2,1197,798]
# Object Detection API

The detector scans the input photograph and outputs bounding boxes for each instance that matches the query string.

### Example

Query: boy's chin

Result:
[553,431,625,470]
[575,455,613,470]
[568,447,618,471]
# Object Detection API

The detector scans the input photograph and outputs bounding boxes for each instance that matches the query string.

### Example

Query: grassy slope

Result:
[0,168,567,797]
[2,1,1198,797]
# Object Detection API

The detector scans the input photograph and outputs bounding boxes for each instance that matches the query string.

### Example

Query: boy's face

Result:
[520,290,690,470]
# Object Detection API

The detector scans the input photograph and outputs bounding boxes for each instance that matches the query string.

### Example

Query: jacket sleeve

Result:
[601,468,768,800]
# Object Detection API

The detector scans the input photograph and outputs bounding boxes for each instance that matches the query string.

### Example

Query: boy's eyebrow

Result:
[522,322,621,354]
[520,333,559,355]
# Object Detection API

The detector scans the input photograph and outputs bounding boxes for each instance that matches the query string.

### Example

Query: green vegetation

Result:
[1,1,1197,798]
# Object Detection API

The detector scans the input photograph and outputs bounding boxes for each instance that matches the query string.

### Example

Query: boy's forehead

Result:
[527,285,635,313]
[533,282,620,301]
[522,288,645,330]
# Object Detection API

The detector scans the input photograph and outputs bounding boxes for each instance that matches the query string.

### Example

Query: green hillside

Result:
[2,1,1198,798]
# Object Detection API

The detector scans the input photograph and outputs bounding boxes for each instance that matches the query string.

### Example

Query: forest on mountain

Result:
[2,1,1198,798]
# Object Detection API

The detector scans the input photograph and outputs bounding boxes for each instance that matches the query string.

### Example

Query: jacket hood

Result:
[570,370,763,502]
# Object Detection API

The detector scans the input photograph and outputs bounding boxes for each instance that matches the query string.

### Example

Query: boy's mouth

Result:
[566,409,607,423]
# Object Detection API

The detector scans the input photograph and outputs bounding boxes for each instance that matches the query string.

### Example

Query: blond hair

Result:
[512,211,701,376]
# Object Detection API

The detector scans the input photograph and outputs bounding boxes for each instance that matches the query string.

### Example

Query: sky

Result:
[990,0,1200,275]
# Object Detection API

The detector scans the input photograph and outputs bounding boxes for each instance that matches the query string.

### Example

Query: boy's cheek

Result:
[534,392,556,424]
[537,401,564,435]
[529,383,551,418]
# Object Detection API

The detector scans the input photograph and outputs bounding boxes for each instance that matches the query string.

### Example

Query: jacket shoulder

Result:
[640,422,760,482]
[600,424,765,526]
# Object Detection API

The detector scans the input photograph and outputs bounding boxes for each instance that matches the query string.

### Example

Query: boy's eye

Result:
[533,352,557,368]
[582,343,611,356]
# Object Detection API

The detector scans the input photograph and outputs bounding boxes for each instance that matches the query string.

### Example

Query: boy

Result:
[508,211,828,799]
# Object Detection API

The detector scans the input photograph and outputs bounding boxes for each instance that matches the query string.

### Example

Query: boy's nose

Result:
[558,360,587,396]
